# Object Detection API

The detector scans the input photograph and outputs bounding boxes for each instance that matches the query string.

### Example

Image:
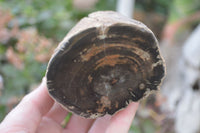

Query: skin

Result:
[0,78,139,133]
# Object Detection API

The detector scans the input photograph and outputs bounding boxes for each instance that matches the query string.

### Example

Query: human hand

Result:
[0,78,139,133]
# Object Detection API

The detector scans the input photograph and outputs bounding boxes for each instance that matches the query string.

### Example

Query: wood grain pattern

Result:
[46,11,165,118]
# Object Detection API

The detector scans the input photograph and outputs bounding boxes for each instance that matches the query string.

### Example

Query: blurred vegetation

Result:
[0,0,117,122]
[136,0,173,15]
[0,0,117,40]
[0,0,199,132]
[169,0,200,22]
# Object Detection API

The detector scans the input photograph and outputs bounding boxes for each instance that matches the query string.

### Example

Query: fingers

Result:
[65,114,95,133]
[45,103,68,123]
[88,102,139,133]
[0,78,54,133]
[36,103,68,133]
[36,117,63,133]
[88,115,111,133]
[106,102,139,133]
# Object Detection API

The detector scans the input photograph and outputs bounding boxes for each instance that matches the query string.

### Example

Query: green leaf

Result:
[0,104,7,122]
[61,112,72,128]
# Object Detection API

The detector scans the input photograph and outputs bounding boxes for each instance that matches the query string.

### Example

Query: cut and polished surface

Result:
[46,11,165,118]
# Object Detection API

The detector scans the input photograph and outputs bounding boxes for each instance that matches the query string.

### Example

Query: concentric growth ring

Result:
[46,11,165,118]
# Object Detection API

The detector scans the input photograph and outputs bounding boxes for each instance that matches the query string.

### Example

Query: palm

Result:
[36,103,94,133]
[37,102,138,133]
[0,80,138,133]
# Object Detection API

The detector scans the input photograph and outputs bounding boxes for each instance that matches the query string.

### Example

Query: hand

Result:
[0,78,139,133]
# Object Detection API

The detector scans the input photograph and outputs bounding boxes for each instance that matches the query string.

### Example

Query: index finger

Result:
[88,102,139,133]
[106,102,139,133]
[0,78,54,133]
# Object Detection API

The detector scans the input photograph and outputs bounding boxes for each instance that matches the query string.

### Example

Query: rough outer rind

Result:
[46,11,165,118]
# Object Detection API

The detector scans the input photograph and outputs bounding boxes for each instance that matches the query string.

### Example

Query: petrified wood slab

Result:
[46,11,165,118]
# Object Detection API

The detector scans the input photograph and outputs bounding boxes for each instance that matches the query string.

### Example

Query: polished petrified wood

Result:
[46,11,165,118]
